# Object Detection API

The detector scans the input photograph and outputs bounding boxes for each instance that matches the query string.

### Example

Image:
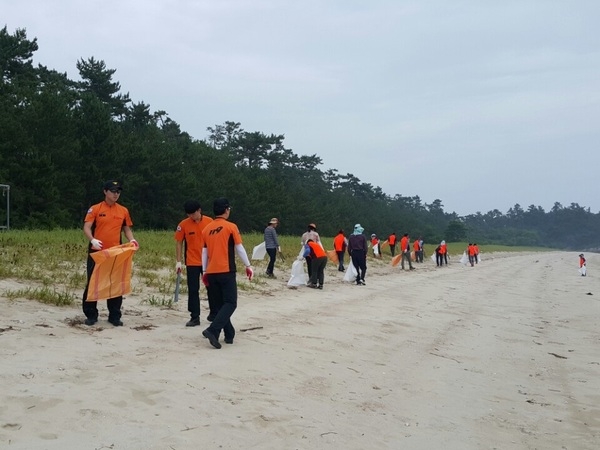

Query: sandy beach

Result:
[1,251,599,450]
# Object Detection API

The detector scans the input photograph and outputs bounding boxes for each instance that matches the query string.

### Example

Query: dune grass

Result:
[0,229,550,306]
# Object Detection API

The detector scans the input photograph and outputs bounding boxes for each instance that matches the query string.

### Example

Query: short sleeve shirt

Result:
[174,215,213,266]
[202,218,243,274]
[84,201,133,249]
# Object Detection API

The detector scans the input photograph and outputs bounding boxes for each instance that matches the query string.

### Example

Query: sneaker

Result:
[109,319,123,327]
[186,318,200,327]
[317,285,323,290]
[360,279,366,285]
[410,267,415,270]
[308,284,318,289]
[84,318,97,326]
[202,329,222,349]
[206,314,215,322]
[224,338,234,344]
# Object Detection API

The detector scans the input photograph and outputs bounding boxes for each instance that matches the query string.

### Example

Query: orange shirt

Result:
[388,234,396,245]
[468,245,476,256]
[440,243,447,254]
[413,240,420,251]
[174,215,213,266]
[333,233,346,252]
[307,241,327,258]
[400,236,409,252]
[84,201,133,249]
[202,218,243,274]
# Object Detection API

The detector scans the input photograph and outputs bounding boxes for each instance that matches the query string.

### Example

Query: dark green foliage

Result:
[1,27,599,250]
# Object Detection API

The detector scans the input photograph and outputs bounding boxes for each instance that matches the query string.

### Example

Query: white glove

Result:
[130,239,139,248]
[90,238,103,250]
[277,246,281,252]
[176,262,182,273]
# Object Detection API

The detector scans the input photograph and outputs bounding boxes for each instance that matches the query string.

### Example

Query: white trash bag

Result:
[459,251,468,265]
[343,263,358,282]
[251,241,266,260]
[288,259,308,287]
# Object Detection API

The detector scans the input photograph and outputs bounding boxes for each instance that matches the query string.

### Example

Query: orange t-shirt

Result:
[174,215,213,266]
[440,244,447,254]
[400,236,409,252]
[388,234,396,245]
[84,201,133,249]
[468,245,476,256]
[413,240,419,251]
[202,218,243,274]
[333,233,346,252]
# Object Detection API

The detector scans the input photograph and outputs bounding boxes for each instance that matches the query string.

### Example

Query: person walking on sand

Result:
[579,253,587,276]
[82,180,138,327]
[388,232,397,257]
[304,238,328,289]
[467,243,477,267]
[400,233,415,270]
[301,223,321,276]
[264,218,280,278]
[201,198,253,349]
[175,200,213,326]
[333,229,347,272]
[440,240,448,265]
[348,224,368,285]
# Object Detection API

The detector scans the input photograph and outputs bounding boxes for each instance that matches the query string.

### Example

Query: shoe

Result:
[338,267,345,272]
[360,280,366,285]
[265,272,276,278]
[109,319,123,327]
[84,318,97,326]
[202,329,222,349]
[224,338,234,344]
[206,314,215,322]
[410,267,415,270]
[317,285,323,290]
[308,284,318,289]
[186,318,200,327]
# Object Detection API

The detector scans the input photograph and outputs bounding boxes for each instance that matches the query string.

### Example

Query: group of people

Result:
[466,243,480,267]
[83,179,253,350]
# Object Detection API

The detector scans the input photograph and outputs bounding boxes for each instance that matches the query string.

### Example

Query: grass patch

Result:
[4,286,76,306]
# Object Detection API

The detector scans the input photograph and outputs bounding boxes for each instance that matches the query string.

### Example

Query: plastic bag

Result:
[343,263,358,282]
[251,242,266,260]
[287,260,308,287]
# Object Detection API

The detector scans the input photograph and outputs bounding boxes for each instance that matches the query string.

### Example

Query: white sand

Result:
[1,251,599,449]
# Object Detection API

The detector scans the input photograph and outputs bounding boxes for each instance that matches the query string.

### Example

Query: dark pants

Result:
[390,245,396,257]
[205,272,237,342]
[468,255,475,266]
[305,256,312,276]
[186,266,202,320]
[336,250,345,270]
[82,253,122,322]
[436,251,442,266]
[401,251,413,269]
[351,250,367,283]
[310,256,327,286]
[266,248,277,275]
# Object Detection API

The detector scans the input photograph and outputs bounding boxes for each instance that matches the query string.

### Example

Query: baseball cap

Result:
[213,197,230,215]
[103,180,122,191]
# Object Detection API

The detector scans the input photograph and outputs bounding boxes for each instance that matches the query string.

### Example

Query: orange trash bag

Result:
[85,243,138,301]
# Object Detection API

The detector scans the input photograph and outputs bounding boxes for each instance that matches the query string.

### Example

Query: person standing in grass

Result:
[264,217,280,278]
[82,180,138,327]
[201,198,253,349]
[175,200,213,327]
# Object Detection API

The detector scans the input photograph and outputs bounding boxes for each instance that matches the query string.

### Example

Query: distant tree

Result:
[445,220,467,242]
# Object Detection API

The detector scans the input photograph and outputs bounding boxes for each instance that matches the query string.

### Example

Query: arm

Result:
[235,243,251,267]
[83,221,94,242]
[123,225,135,243]
[176,240,183,264]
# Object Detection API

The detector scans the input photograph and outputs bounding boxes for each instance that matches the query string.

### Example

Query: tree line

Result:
[1,26,599,250]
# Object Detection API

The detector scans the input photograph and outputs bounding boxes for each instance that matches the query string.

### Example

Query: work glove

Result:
[130,239,139,248]
[90,238,103,250]
[202,273,209,287]
[245,266,254,281]
[176,262,182,274]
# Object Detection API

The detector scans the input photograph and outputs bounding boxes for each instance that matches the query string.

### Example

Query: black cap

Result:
[103,180,122,191]
[213,197,230,215]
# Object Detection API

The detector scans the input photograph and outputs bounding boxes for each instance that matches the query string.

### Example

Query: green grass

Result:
[0,229,551,306]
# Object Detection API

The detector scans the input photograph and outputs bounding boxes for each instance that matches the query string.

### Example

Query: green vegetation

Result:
[1,26,598,250]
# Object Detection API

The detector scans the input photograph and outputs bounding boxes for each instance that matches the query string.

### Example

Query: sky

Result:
[4,1,600,216]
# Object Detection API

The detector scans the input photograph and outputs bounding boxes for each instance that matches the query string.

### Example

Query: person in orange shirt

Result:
[175,200,213,327]
[371,234,382,258]
[467,243,476,267]
[304,238,328,289]
[387,232,397,257]
[413,238,420,263]
[440,240,448,265]
[473,243,479,264]
[400,233,415,270]
[333,229,347,272]
[579,253,587,276]
[82,180,138,327]
[201,198,253,349]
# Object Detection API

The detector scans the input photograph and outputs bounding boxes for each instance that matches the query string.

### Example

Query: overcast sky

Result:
[5,1,600,216]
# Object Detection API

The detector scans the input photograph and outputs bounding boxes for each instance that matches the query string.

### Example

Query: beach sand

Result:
[1,251,599,449]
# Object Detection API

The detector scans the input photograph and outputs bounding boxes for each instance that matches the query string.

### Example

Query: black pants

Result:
[205,272,237,341]
[436,251,443,266]
[186,266,202,320]
[305,256,312,276]
[309,256,327,286]
[82,253,122,322]
[336,250,345,270]
[266,248,277,275]
[390,245,396,257]
[351,250,367,282]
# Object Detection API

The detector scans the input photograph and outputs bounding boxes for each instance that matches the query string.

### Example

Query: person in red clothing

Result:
[201,198,253,349]
[387,232,397,257]
[175,200,213,327]
[371,234,382,258]
[440,240,448,265]
[467,243,476,267]
[333,229,347,272]
[304,238,328,289]
[413,238,420,263]
[579,253,587,276]
[82,180,138,327]
[400,233,415,270]
[473,243,480,264]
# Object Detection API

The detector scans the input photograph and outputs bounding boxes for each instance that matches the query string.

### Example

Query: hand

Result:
[176,262,182,274]
[130,239,139,248]
[90,238,103,250]
[277,246,281,253]
[202,273,209,287]
[245,266,254,281]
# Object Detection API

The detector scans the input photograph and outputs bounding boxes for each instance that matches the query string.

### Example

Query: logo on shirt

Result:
[208,226,224,235]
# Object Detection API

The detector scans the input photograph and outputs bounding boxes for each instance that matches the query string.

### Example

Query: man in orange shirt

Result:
[333,229,347,272]
[82,180,138,326]
[175,200,213,327]
[388,232,397,257]
[400,233,415,270]
[201,198,253,349]
[304,238,328,289]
